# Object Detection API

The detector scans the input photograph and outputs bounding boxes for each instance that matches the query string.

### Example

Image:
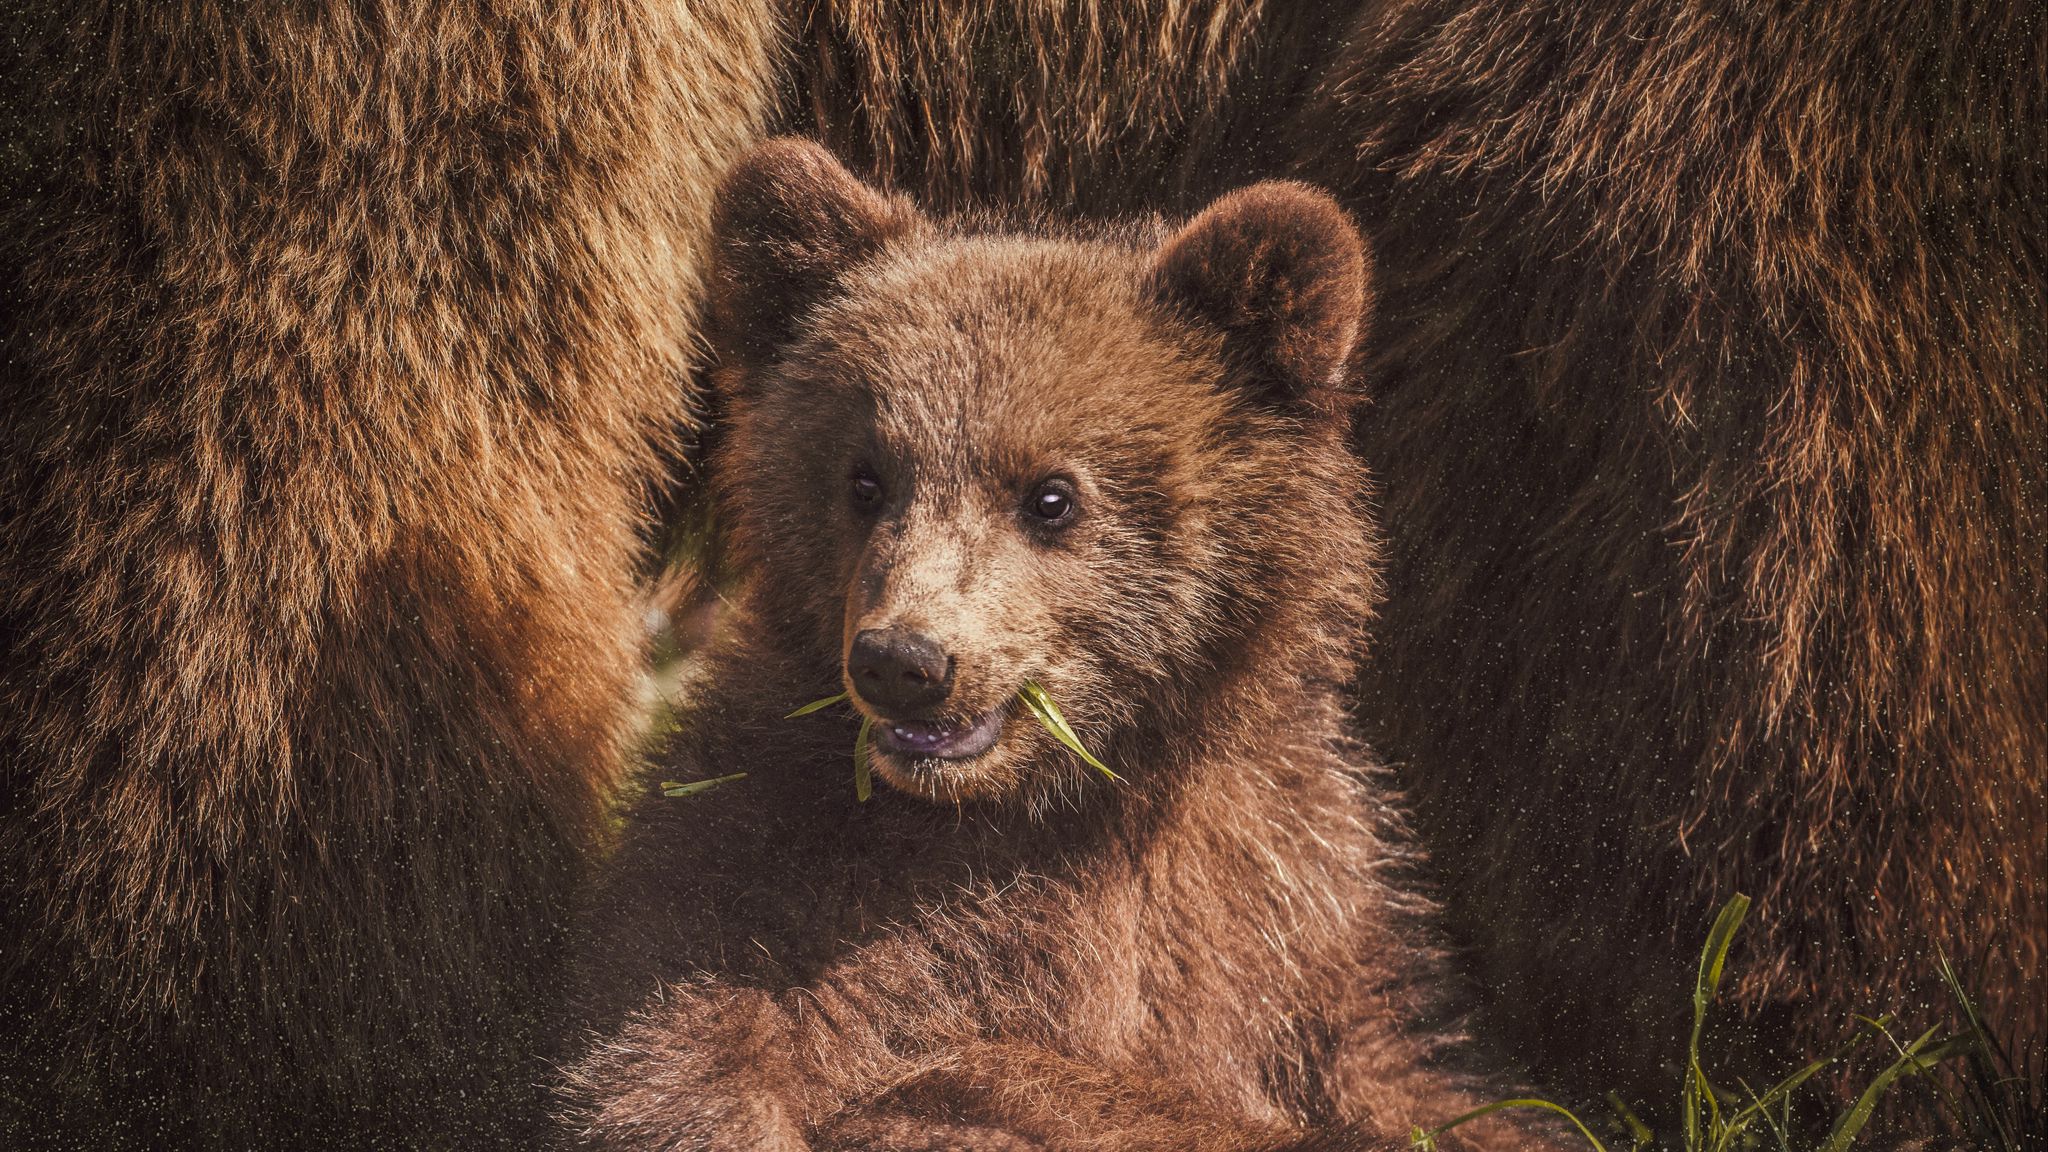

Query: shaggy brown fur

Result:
[562,140,1554,1152]
[0,2,774,1146]
[1295,0,2047,1118]
[784,0,1352,215]
[650,0,1363,632]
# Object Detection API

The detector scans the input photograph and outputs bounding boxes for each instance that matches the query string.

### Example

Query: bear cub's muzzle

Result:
[848,625,1009,761]
[848,626,953,713]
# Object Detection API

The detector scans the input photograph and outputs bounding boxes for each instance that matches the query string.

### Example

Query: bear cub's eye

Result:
[1027,478,1078,526]
[850,467,884,512]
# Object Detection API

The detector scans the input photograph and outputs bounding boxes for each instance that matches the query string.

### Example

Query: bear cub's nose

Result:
[849,627,954,714]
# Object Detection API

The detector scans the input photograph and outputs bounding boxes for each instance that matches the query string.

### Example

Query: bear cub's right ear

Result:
[708,139,920,365]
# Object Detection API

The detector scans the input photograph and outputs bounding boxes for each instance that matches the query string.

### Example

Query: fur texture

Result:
[562,141,1548,1152]
[1295,0,2047,1116]
[0,2,774,1145]
[783,0,1351,215]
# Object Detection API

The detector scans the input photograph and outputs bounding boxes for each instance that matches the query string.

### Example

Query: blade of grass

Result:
[1413,1098,1608,1152]
[1696,894,1751,1007]
[1938,948,2020,1150]
[1603,1092,1652,1151]
[1819,1032,1971,1152]
[786,692,849,718]
[783,691,869,801]
[660,772,748,798]
[1867,1005,1988,1147]
[853,715,874,802]
[1687,894,1751,1150]
[1733,1077,1795,1152]
[1018,681,1119,781]
[1719,1016,1886,1138]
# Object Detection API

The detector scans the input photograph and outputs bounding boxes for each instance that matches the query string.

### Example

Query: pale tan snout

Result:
[842,498,1032,721]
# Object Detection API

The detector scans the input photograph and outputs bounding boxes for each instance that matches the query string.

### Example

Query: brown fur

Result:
[783,0,1352,215]
[7,0,2030,1140]
[561,141,1554,1152]
[653,0,1361,640]
[1295,0,2047,1118]
[0,2,774,1145]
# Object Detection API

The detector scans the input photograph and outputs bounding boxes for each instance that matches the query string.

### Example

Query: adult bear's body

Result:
[0,3,774,1145]
[1297,0,2045,1115]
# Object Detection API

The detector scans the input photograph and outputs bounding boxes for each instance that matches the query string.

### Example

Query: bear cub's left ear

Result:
[1146,182,1371,414]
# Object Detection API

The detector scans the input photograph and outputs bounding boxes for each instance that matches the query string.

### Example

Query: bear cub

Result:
[561,139,1547,1152]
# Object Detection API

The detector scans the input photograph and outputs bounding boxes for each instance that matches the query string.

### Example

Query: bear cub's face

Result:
[707,141,1369,805]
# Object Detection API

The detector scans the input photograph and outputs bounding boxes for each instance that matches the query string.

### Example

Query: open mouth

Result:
[872,706,1006,761]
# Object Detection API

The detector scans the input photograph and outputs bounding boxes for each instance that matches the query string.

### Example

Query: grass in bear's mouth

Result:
[777,680,1117,802]
[1412,894,2003,1152]
[658,772,747,798]
[1016,681,1120,782]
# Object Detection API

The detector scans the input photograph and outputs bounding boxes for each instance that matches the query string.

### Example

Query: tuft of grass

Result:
[1925,951,2036,1150]
[785,682,1118,800]
[1411,895,1977,1152]
[1818,1026,1972,1152]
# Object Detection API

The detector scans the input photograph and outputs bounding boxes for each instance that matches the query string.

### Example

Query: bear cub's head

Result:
[706,139,1374,806]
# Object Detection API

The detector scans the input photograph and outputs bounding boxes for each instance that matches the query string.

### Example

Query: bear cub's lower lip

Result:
[874,708,1005,760]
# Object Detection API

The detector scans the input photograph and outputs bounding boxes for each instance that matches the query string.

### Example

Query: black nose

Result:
[849,627,953,714]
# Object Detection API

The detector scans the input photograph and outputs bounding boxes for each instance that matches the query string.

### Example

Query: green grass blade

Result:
[853,715,874,802]
[660,772,748,797]
[1728,1024,1875,1123]
[1936,949,2020,1150]
[1733,1077,1796,1152]
[1721,1023,1880,1135]
[1018,681,1119,781]
[1697,894,1751,999]
[1936,951,1986,1046]
[1604,1093,1652,1151]
[1819,1033,1971,1152]
[1416,1098,1607,1152]
[786,692,849,719]
[781,690,870,801]
[1687,894,1751,1150]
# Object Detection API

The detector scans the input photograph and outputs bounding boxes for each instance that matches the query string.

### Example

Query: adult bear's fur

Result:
[0,2,773,1146]
[785,0,1352,215]
[1296,0,2046,1113]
